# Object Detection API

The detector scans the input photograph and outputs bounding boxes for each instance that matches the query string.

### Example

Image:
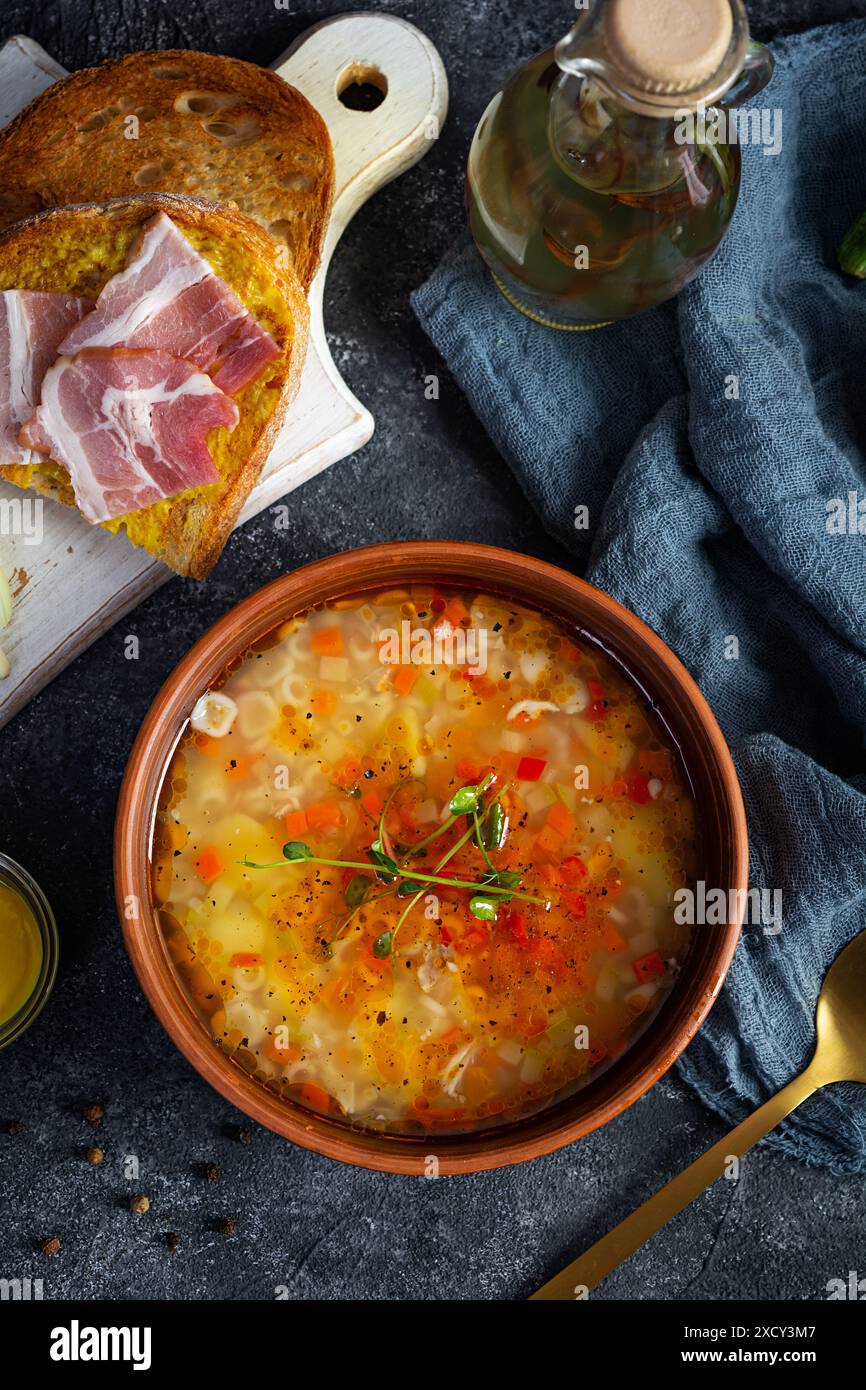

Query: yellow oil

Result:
[0,880,42,1025]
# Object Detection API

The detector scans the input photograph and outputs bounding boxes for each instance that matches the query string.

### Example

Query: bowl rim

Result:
[115,541,748,1174]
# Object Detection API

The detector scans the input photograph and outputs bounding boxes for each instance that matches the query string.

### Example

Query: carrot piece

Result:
[559,639,582,663]
[546,802,575,838]
[299,1082,331,1112]
[311,626,344,657]
[306,801,343,831]
[284,809,308,837]
[633,950,666,984]
[229,952,263,967]
[534,823,565,855]
[310,688,337,715]
[195,846,224,883]
[560,855,588,885]
[561,890,588,919]
[392,665,419,696]
[442,596,469,627]
[224,755,249,780]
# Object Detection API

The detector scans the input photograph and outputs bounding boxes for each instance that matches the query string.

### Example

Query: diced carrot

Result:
[392,665,419,696]
[589,1044,608,1066]
[307,801,343,831]
[585,699,608,722]
[229,952,263,968]
[311,626,344,657]
[559,639,582,663]
[439,1025,463,1046]
[224,755,249,780]
[534,823,565,856]
[587,678,605,701]
[633,950,666,984]
[360,788,384,817]
[299,1082,331,1112]
[284,809,308,837]
[546,802,575,838]
[442,596,469,627]
[455,758,481,781]
[561,890,588,919]
[195,846,224,883]
[560,855,588,885]
[310,688,337,715]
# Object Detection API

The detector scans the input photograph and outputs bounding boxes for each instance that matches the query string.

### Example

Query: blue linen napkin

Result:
[412,19,866,1173]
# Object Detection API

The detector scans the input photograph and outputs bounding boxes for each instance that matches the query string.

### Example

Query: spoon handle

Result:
[530,1063,825,1300]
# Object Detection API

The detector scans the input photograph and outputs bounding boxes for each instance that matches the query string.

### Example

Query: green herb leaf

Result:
[344,874,370,908]
[485,801,505,851]
[369,841,399,883]
[449,785,481,815]
[397,880,423,897]
[469,895,497,921]
[373,931,394,959]
[282,841,313,861]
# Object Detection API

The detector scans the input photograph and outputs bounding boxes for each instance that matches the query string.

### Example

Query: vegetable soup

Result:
[152,586,699,1135]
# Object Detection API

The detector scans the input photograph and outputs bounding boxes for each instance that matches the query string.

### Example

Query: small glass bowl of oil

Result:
[0,852,58,1049]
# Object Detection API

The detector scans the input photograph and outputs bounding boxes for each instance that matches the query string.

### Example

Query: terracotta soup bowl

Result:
[115,542,747,1173]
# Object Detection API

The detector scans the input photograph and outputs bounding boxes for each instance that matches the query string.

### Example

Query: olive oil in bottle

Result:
[466,0,773,329]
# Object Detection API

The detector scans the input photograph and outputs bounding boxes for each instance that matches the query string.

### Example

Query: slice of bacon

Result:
[0,290,93,467]
[20,347,239,523]
[58,213,280,395]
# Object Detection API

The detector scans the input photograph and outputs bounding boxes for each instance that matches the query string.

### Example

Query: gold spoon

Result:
[531,929,866,1300]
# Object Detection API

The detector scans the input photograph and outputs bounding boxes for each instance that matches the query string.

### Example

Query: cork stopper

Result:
[604,0,734,92]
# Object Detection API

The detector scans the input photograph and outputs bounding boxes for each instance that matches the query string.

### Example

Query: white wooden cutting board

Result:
[0,14,448,727]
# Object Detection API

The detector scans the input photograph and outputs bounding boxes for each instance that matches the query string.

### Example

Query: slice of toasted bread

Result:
[0,49,334,291]
[0,192,309,579]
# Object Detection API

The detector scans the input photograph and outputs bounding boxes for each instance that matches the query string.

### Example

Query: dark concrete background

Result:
[1,0,864,1302]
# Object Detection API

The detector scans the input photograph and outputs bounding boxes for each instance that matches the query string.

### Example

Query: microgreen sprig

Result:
[240,774,549,959]
[245,843,547,904]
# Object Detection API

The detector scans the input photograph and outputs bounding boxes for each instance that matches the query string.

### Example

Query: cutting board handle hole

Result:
[336,63,387,112]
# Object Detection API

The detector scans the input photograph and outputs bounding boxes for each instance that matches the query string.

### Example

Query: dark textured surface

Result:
[1,0,865,1302]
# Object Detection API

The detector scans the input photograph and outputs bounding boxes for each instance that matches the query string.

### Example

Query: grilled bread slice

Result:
[0,49,334,291]
[0,192,309,579]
